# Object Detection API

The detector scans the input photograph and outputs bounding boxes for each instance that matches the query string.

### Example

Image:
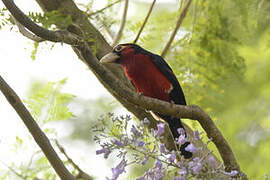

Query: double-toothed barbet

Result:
[100,43,192,159]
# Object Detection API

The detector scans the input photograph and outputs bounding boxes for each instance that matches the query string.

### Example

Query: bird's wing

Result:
[150,54,186,105]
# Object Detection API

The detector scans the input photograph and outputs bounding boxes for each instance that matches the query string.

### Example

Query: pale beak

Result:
[100,52,120,64]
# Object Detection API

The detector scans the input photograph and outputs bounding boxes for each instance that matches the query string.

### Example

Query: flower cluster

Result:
[93,114,237,180]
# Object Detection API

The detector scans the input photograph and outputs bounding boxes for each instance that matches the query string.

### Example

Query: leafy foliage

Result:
[24,79,75,123]
[28,10,73,29]
[0,8,13,29]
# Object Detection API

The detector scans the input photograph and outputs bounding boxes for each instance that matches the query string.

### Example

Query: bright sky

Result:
[0,0,178,179]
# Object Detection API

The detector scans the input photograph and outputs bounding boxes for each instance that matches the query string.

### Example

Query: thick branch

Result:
[133,0,156,44]
[161,0,192,57]
[2,0,79,44]
[112,0,129,46]
[0,76,75,180]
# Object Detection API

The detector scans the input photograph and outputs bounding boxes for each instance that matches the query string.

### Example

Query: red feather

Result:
[120,48,172,102]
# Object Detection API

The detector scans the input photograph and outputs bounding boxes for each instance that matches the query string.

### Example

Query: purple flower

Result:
[208,155,216,167]
[173,177,180,180]
[154,172,164,180]
[173,176,184,180]
[177,135,186,145]
[141,157,148,165]
[104,150,111,159]
[96,148,111,159]
[185,143,197,153]
[194,130,200,139]
[113,139,124,147]
[192,162,202,174]
[96,148,108,155]
[168,152,176,163]
[230,170,238,176]
[155,123,165,137]
[221,170,238,177]
[177,128,185,136]
[187,157,202,174]
[154,167,164,180]
[144,167,164,180]
[111,159,127,180]
[136,140,145,147]
[193,157,199,162]
[155,160,162,170]
[177,161,183,168]
[178,168,186,176]
[159,143,166,154]
[131,125,140,136]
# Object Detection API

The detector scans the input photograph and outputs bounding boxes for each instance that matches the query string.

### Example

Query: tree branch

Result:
[55,140,93,180]
[2,0,79,45]
[0,75,75,180]
[111,0,129,46]
[161,0,192,57]
[133,0,156,44]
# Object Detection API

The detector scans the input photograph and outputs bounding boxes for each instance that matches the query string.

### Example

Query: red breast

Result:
[120,50,172,102]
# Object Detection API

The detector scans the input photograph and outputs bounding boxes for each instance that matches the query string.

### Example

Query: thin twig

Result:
[55,140,93,180]
[161,0,192,57]
[0,75,75,180]
[12,15,44,42]
[87,0,122,17]
[0,160,27,179]
[112,0,129,46]
[94,14,114,42]
[133,0,156,44]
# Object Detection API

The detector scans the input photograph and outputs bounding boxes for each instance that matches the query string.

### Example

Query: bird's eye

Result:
[114,45,124,52]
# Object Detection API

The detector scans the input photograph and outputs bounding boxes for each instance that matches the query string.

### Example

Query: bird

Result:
[100,43,192,159]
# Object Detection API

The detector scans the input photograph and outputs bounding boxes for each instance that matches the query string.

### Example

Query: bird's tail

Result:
[160,114,193,159]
